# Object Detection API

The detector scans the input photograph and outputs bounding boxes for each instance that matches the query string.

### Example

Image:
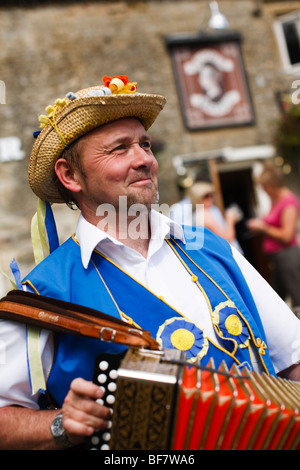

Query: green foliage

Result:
[275,103,300,159]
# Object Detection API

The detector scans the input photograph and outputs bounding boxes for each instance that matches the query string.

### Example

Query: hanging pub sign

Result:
[165,32,255,131]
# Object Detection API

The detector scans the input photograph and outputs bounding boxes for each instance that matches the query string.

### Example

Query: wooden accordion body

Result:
[89,348,300,451]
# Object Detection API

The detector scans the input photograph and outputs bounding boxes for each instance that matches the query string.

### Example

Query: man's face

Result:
[73,118,159,213]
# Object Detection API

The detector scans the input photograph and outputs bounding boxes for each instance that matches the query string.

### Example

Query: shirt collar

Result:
[149,208,185,243]
[75,210,185,269]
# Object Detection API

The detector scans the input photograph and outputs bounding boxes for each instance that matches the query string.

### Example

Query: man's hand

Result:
[62,377,112,446]
[0,378,111,450]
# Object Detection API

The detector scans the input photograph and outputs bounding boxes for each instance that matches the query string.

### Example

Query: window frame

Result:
[274,10,300,74]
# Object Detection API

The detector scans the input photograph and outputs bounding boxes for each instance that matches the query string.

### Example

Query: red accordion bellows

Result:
[89,349,300,451]
[172,361,300,450]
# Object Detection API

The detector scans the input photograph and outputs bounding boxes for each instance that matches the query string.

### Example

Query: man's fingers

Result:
[61,377,112,443]
[63,415,95,438]
[63,402,111,426]
[64,378,111,419]
[63,410,110,437]
[69,377,104,400]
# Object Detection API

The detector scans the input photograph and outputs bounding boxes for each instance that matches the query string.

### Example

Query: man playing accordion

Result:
[0,75,299,449]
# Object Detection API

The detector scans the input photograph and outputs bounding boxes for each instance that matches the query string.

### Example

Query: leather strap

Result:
[0,290,160,351]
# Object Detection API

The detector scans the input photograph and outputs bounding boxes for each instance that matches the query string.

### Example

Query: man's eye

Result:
[112,144,126,152]
[141,141,151,149]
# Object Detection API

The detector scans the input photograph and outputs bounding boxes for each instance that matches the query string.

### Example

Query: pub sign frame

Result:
[165,32,255,131]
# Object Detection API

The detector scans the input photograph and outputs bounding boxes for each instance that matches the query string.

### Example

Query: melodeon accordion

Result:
[87,348,300,451]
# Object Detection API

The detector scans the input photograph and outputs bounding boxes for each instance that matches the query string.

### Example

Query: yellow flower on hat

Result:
[39,98,68,128]
[45,98,68,116]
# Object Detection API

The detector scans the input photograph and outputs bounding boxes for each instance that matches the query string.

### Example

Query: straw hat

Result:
[29,76,166,203]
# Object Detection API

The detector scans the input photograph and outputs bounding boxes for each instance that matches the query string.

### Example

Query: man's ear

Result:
[54,158,83,194]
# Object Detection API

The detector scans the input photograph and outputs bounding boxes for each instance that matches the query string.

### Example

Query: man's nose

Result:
[131,145,155,168]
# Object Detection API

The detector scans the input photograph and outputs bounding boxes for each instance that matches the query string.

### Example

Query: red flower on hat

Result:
[103,75,128,87]
[102,75,137,94]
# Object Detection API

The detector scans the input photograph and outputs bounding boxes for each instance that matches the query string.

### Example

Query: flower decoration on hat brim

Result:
[212,300,250,348]
[37,75,137,132]
[156,317,209,363]
[39,98,68,128]
[103,75,137,94]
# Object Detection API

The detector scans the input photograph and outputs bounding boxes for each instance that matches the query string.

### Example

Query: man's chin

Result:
[126,188,159,208]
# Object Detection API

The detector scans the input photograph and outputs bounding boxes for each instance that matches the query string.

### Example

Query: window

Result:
[274,10,300,73]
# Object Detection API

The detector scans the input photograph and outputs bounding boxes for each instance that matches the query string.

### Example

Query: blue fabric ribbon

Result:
[10,258,22,290]
[45,202,59,253]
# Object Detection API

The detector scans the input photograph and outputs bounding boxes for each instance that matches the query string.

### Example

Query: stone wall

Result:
[0,0,299,293]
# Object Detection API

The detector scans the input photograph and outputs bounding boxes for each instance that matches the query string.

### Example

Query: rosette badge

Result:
[156,317,208,362]
[213,301,250,348]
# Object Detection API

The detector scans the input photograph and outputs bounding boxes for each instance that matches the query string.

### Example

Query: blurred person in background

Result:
[248,164,300,309]
[188,181,243,253]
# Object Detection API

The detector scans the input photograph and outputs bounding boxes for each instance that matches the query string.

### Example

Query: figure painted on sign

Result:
[184,49,240,117]
[198,62,225,102]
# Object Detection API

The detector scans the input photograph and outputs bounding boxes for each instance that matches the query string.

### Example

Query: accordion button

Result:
[109,369,118,380]
[108,382,117,392]
[101,444,110,450]
[106,394,115,405]
[97,374,107,384]
[91,435,100,445]
[99,360,109,371]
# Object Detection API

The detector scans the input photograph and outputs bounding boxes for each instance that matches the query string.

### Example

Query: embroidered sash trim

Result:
[165,237,271,374]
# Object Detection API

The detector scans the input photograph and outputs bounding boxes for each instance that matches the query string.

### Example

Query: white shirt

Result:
[1,210,300,409]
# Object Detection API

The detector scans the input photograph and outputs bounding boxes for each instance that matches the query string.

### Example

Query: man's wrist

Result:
[50,412,75,449]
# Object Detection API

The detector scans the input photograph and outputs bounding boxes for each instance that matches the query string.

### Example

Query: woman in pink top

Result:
[248,165,300,308]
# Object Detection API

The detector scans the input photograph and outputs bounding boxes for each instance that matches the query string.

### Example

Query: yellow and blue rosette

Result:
[156,317,208,363]
[212,300,249,348]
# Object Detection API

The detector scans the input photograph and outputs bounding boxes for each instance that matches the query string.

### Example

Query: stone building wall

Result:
[0,0,299,293]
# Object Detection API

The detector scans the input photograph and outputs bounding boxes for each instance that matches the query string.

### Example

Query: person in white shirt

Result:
[170,181,243,253]
[0,75,299,450]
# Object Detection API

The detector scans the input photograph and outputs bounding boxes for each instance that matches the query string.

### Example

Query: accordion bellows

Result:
[93,348,300,451]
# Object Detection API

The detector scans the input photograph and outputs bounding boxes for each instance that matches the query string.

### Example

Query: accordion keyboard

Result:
[86,351,125,450]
